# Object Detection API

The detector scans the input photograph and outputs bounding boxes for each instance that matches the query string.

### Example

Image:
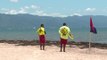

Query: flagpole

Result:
[89,32,92,53]
[89,16,92,53]
[89,16,97,53]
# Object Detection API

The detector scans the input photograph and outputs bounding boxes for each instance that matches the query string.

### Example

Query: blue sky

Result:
[0,0,107,17]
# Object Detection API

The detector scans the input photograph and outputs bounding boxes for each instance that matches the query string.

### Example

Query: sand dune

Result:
[0,43,107,60]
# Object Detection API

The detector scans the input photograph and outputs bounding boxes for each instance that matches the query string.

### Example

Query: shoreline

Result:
[0,40,107,49]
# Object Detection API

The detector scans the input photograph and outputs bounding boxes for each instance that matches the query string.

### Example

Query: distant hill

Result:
[0,14,107,31]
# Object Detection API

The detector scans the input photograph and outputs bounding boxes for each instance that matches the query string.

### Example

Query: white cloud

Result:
[31,5,39,9]
[36,10,44,14]
[32,10,67,17]
[71,13,82,16]
[49,13,67,17]
[5,9,18,14]
[85,8,96,12]
[2,8,27,15]
[24,6,29,9]
[10,0,19,3]
[18,8,27,14]
[0,5,68,17]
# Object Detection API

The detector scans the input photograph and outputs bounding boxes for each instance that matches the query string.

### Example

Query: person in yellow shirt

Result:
[37,24,46,50]
[59,23,71,52]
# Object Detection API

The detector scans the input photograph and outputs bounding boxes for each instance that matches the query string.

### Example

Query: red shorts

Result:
[39,35,45,44]
[60,38,67,45]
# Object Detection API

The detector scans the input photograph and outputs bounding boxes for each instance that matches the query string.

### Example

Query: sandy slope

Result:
[0,43,107,60]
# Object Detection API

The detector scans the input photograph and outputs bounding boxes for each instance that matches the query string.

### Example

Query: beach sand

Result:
[0,41,107,60]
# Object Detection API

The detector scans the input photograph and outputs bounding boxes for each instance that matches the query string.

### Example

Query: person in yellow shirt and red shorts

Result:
[59,23,73,52]
[37,24,46,50]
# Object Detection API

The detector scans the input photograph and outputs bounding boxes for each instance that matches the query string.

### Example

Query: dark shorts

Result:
[39,35,45,44]
[60,38,67,45]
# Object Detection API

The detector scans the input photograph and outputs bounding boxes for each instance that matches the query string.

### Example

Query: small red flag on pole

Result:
[90,17,97,34]
[89,17,97,53]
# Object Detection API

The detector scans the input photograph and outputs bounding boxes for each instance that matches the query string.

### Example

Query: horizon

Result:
[1,13,107,18]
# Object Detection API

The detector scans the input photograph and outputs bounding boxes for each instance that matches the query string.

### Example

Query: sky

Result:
[0,0,107,17]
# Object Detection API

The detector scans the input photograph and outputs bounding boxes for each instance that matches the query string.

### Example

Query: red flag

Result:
[90,17,97,34]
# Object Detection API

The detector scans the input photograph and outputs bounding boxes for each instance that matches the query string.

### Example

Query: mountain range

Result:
[0,14,107,31]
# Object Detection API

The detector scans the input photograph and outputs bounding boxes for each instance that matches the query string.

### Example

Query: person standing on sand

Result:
[59,23,71,52]
[37,24,46,50]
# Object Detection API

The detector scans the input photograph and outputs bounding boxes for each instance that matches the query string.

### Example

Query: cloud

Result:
[0,8,27,14]
[71,13,82,16]
[35,10,45,15]
[31,10,67,17]
[0,5,68,17]
[24,6,29,9]
[10,0,19,3]
[18,8,27,14]
[31,5,39,9]
[49,13,67,17]
[85,8,96,12]
[5,9,18,14]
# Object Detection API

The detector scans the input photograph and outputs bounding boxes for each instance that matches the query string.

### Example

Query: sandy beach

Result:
[0,40,107,60]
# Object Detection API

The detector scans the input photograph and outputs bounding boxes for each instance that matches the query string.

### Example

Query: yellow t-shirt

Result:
[59,26,71,39]
[37,27,45,35]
